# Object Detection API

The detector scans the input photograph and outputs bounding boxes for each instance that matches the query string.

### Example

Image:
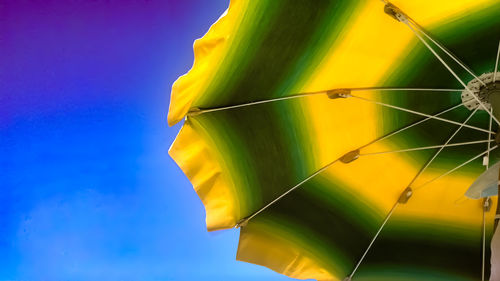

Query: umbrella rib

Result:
[192,92,324,115]
[385,4,497,122]
[347,201,399,280]
[360,140,490,156]
[349,87,462,92]
[236,103,470,228]
[400,17,500,126]
[188,87,463,115]
[359,102,472,149]
[349,110,479,279]
[407,20,486,86]
[347,109,481,280]
[235,101,475,228]
[351,95,492,134]
[235,159,339,228]
[407,107,479,187]
[495,40,500,82]
[389,11,500,280]
[413,145,498,191]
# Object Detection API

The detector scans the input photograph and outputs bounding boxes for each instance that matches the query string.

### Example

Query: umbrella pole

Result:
[496,167,500,231]
[483,197,490,281]
[491,92,500,230]
[490,168,500,280]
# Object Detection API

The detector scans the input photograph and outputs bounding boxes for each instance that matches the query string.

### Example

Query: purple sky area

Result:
[1,1,297,280]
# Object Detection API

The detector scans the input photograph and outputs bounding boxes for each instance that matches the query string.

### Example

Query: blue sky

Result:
[1,1,296,280]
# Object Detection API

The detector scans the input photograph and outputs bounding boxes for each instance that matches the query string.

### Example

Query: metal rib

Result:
[360,140,491,156]
[407,108,479,187]
[351,95,492,134]
[188,87,463,115]
[234,102,475,228]
[408,20,486,86]
[348,201,399,279]
[402,19,500,126]
[414,145,498,191]
[235,159,339,228]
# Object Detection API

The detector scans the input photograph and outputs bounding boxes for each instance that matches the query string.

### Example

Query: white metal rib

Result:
[233,102,477,228]
[407,108,479,187]
[348,6,492,281]
[414,145,498,191]
[189,87,464,115]
[351,95,492,134]
[192,92,322,115]
[350,87,463,92]
[236,159,339,227]
[359,102,475,150]
[348,201,399,279]
[408,21,486,86]
[361,139,490,156]
[402,19,500,126]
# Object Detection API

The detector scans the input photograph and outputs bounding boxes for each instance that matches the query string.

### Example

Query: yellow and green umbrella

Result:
[168,1,500,280]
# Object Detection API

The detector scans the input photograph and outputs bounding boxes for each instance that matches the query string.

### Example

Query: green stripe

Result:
[380,3,500,172]
[357,216,487,280]
[242,175,486,280]
[184,1,500,279]
[196,0,363,107]
[192,0,364,217]
[237,4,500,279]
[242,174,387,276]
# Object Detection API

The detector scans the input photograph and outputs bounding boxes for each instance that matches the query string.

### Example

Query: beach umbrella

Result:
[168,1,500,280]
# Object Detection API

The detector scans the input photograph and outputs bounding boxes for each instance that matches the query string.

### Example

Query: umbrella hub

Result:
[462,72,500,114]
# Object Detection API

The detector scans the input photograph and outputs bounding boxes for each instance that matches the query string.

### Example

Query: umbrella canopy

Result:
[168,1,500,280]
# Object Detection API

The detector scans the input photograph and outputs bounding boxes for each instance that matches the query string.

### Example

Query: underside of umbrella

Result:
[169,1,500,280]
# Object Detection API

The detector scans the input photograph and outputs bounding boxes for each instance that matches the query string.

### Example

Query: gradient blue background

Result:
[1,1,295,280]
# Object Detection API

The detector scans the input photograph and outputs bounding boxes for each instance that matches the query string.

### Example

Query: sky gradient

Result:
[1,1,295,280]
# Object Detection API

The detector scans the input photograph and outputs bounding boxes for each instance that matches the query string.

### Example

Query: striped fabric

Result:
[168,1,500,280]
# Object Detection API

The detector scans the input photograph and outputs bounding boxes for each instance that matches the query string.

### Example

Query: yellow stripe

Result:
[169,118,239,230]
[170,1,499,278]
[393,0,496,26]
[300,0,419,214]
[238,221,343,281]
[243,1,498,277]
[167,0,248,126]
[300,0,497,223]
[399,172,497,227]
